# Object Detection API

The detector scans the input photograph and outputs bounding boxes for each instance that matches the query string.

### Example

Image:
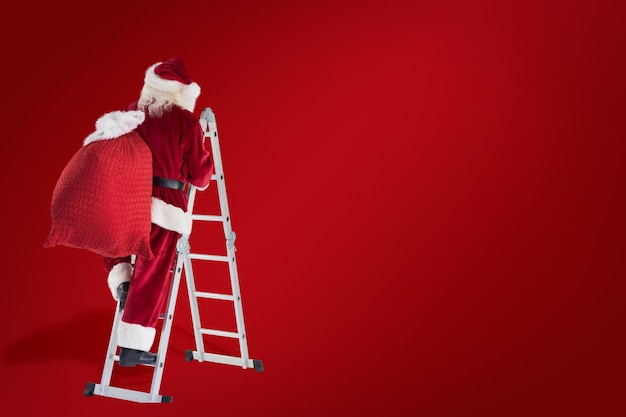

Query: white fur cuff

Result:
[118,321,156,351]
[107,262,132,301]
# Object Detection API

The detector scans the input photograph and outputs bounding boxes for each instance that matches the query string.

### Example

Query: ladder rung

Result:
[193,291,235,301]
[189,253,229,262]
[200,328,240,339]
[191,214,223,222]
[187,351,256,368]
[90,384,170,403]
[210,174,218,180]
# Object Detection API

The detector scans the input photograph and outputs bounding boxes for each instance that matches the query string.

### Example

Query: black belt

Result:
[153,176,186,191]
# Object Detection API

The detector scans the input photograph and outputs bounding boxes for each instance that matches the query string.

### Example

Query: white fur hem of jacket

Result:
[151,197,192,235]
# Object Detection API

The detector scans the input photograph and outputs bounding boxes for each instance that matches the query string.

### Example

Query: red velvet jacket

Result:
[126,102,214,234]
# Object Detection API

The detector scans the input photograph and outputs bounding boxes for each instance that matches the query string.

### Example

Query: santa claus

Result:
[101,57,214,366]
[45,56,213,366]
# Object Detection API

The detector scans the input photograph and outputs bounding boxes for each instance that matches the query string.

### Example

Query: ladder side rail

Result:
[208,124,251,368]
[183,242,207,361]
[182,184,208,361]
[226,256,251,366]
[147,245,186,402]
[187,185,198,220]
[94,304,122,396]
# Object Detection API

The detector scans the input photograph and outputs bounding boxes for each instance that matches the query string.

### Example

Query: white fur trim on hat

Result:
[144,62,201,111]
[144,63,192,92]
[107,262,133,301]
[83,110,145,146]
[151,197,192,235]
[118,321,156,351]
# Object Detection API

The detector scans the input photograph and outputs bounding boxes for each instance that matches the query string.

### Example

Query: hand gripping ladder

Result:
[84,107,263,403]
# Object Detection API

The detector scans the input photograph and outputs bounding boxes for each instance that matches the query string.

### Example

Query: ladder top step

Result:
[189,253,230,262]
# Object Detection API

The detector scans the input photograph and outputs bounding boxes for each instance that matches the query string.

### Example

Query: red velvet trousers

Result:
[103,223,180,349]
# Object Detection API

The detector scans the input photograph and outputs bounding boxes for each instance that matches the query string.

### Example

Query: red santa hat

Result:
[144,56,201,100]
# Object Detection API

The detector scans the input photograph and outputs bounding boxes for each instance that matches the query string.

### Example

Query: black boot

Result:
[119,347,157,367]
[116,282,129,311]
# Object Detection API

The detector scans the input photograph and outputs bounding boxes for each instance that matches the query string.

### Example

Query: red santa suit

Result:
[104,57,214,352]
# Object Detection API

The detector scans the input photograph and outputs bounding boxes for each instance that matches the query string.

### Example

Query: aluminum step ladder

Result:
[84,107,263,403]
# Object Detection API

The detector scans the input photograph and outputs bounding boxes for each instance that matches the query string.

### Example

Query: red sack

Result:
[44,130,154,259]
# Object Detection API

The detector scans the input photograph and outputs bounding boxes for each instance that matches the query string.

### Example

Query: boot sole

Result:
[118,360,156,367]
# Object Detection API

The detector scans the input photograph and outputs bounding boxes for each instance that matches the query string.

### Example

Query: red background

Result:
[1,0,624,415]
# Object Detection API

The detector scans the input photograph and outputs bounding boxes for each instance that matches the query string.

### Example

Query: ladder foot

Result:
[185,349,194,362]
[253,359,264,373]
[162,395,173,403]
[84,382,95,397]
